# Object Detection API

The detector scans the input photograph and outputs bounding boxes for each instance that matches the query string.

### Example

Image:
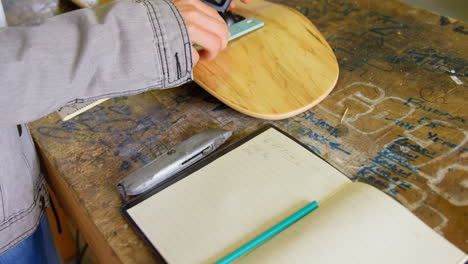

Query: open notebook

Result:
[122,125,467,264]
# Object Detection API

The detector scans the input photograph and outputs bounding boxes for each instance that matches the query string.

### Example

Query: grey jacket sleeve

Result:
[0,0,193,127]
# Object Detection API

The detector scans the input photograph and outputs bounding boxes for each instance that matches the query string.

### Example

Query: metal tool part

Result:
[222,10,245,27]
[201,0,232,13]
[228,17,264,41]
[201,0,246,26]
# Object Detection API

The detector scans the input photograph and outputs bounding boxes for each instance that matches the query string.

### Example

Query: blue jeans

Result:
[0,214,60,264]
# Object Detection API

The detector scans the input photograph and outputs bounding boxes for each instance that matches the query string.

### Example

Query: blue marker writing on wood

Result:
[215,201,319,264]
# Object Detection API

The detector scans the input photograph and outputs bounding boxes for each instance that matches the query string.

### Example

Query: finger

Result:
[193,0,226,24]
[189,25,224,61]
[186,12,230,49]
[191,46,200,66]
[175,0,230,61]
[230,0,251,8]
[175,1,225,26]
[177,4,229,43]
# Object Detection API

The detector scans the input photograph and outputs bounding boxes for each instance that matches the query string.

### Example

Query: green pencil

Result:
[215,201,319,264]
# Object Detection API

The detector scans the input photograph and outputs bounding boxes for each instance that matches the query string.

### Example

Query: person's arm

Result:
[0,0,229,127]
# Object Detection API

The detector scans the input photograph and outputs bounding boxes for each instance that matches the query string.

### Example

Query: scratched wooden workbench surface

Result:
[5,0,466,262]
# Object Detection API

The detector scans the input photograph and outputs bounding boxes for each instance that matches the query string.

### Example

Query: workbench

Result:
[5,0,467,263]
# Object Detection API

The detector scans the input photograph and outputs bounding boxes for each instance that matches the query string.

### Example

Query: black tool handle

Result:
[201,0,232,13]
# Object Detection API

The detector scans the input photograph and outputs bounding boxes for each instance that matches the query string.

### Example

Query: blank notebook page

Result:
[127,128,350,264]
[236,182,467,264]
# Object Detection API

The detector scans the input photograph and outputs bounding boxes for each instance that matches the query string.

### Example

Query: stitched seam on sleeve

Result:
[161,0,192,74]
[60,82,163,107]
[145,0,172,85]
[143,0,167,88]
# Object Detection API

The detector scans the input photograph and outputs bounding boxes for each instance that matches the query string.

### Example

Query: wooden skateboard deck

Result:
[194,0,339,120]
